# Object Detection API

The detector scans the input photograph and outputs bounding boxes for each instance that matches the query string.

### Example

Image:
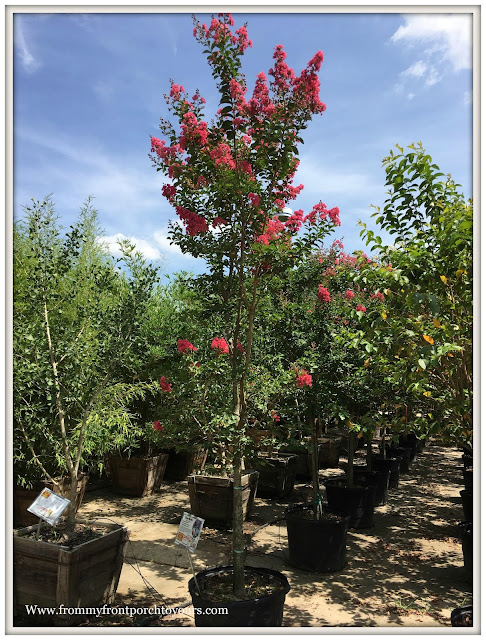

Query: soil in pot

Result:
[459,521,473,576]
[188,565,290,627]
[372,457,401,490]
[285,505,350,572]
[247,454,297,498]
[325,479,376,529]
[451,605,473,627]
[460,489,473,522]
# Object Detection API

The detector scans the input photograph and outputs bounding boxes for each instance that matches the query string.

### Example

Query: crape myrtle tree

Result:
[150,12,340,596]
[356,143,473,449]
[13,197,159,529]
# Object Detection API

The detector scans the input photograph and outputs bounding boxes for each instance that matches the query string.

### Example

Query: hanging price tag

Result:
[27,488,71,525]
[175,512,204,552]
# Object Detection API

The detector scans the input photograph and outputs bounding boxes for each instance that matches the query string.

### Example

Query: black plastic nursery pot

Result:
[463,467,473,492]
[460,489,473,522]
[285,505,350,573]
[386,446,411,473]
[351,468,390,507]
[372,457,401,490]
[462,454,473,468]
[188,565,290,627]
[459,520,473,578]
[398,434,418,460]
[325,479,376,529]
[451,605,473,627]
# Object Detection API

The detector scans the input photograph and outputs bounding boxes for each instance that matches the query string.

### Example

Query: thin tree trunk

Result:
[310,413,321,520]
[366,439,373,471]
[347,431,356,488]
[232,450,246,598]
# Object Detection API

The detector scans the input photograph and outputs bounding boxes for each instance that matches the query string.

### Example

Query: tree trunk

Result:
[347,431,356,488]
[366,439,373,471]
[309,413,321,520]
[232,450,246,598]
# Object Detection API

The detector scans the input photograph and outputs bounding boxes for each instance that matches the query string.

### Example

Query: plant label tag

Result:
[27,488,71,525]
[175,511,204,552]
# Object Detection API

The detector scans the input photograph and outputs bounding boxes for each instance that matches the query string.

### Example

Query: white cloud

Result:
[97,233,162,260]
[391,14,472,72]
[14,20,40,72]
[402,60,427,78]
[391,14,472,95]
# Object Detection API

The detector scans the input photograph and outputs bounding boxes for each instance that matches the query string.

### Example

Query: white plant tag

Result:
[175,511,204,552]
[27,488,71,525]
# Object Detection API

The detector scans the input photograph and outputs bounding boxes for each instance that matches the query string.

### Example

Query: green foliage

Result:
[13,197,160,487]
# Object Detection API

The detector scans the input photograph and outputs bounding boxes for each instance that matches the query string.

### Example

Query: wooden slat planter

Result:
[317,436,343,468]
[13,519,129,624]
[108,453,169,497]
[187,470,259,526]
[163,448,208,482]
[14,474,89,528]
[247,454,298,498]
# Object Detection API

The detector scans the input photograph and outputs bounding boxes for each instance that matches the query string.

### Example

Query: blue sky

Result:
[13,10,473,277]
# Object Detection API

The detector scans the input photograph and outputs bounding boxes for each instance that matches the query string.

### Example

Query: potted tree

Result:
[13,198,158,618]
[150,12,339,623]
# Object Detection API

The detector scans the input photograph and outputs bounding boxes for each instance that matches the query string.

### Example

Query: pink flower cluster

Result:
[177,339,197,354]
[296,369,312,388]
[318,285,331,303]
[175,205,208,237]
[292,51,327,114]
[304,201,340,226]
[160,377,172,393]
[345,290,355,300]
[256,217,285,246]
[161,184,177,202]
[179,110,208,149]
[371,291,385,301]
[210,143,236,169]
[269,44,295,92]
[211,337,230,354]
[356,304,367,313]
[153,421,164,432]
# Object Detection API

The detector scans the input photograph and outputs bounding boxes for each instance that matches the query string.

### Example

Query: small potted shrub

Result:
[13,199,157,617]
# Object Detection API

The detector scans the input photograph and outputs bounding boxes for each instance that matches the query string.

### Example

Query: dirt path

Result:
[75,443,472,627]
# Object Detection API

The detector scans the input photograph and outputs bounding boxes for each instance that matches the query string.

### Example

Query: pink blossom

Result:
[356,304,367,313]
[160,377,172,393]
[177,339,197,354]
[371,291,385,301]
[318,285,331,303]
[345,290,355,300]
[153,421,164,432]
[211,337,229,355]
[296,369,312,388]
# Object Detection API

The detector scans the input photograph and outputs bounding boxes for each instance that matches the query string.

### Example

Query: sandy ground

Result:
[65,443,473,628]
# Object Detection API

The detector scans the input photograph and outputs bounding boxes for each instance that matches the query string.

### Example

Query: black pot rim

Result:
[285,503,350,523]
[188,565,290,605]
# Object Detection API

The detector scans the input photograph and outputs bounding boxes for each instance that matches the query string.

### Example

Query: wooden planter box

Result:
[13,519,129,624]
[187,470,259,525]
[14,474,89,528]
[247,454,298,498]
[108,454,169,497]
[317,436,343,468]
[163,448,208,482]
